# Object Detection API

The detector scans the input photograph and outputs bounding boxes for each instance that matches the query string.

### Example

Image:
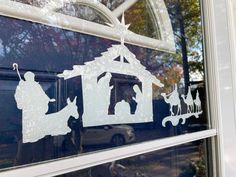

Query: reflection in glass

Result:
[56,3,111,25]
[11,0,127,11]
[123,0,161,39]
[82,125,135,147]
[0,76,57,168]
[0,0,208,171]
[56,139,210,177]
[164,0,203,89]
[11,0,47,8]
[99,0,126,11]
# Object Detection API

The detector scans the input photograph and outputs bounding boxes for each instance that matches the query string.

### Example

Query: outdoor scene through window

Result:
[56,139,211,177]
[0,0,209,173]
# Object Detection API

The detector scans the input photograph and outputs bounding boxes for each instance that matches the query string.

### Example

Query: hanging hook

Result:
[13,63,22,81]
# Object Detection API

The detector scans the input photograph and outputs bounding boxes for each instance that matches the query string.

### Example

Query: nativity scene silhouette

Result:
[13,64,79,143]
[12,14,203,144]
[58,15,164,127]
[58,47,163,127]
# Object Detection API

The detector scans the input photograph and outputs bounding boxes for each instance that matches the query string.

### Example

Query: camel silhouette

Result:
[181,87,194,113]
[194,90,201,112]
[161,85,181,116]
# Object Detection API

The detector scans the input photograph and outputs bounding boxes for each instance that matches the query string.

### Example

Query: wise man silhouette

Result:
[161,84,181,115]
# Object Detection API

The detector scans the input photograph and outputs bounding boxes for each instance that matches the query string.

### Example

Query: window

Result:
[6,0,175,52]
[0,0,217,176]
[56,3,111,25]
[56,139,212,177]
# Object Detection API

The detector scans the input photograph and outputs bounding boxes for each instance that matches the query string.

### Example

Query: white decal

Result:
[181,87,194,113]
[115,100,131,116]
[133,85,144,115]
[194,90,202,112]
[97,72,113,115]
[58,15,164,127]
[161,85,203,127]
[161,84,181,116]
[13,63,79,143]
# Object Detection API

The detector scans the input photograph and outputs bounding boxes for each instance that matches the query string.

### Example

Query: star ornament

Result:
[107,13,130,45]
[118,13,130,45]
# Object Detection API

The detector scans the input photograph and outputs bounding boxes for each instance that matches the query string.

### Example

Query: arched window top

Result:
[55,3,112,26]
[49,0,120,26]
[6,0,175,52]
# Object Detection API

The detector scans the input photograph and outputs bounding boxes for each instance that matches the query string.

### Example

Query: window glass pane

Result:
[0,75,57,168]
[56,3,111,25]
[11,0,47,8]
[10,0,162,40]
[11,0,128,11]
[0,0,209,171]
[10,0,111,25]
[56,139,211,177]
[123,0,161,39]
[100,0,126,11]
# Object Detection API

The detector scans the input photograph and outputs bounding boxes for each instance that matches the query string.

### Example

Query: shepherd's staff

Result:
[12,63,22,81]
[12,63,56,102]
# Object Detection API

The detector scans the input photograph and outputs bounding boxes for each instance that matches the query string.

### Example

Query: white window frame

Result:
[0,130,216,177]
[0,0,223,176]
[209,0,236,176]
[0,0,175,52]
[202,0,236,177]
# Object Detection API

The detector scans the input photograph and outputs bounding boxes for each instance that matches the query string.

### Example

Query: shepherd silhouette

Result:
[13,63,79,143]
[15,71,55,115]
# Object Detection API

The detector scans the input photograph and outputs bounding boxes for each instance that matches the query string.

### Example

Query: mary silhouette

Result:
[133,85,143,114]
